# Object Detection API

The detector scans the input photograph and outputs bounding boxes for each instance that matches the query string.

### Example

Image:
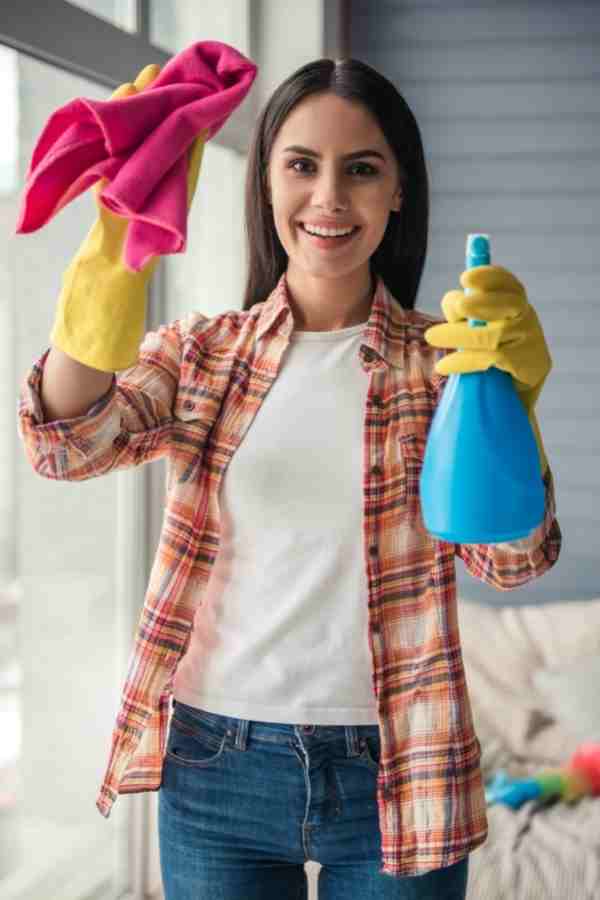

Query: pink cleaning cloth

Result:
[14,40,258,272]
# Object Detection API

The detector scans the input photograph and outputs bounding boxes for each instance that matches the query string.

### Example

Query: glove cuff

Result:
[50,253,149,372]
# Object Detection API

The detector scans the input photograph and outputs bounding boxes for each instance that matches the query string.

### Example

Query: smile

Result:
[298,223,361,250]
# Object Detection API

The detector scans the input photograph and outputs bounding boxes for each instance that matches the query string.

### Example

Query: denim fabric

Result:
[158,700,470,899]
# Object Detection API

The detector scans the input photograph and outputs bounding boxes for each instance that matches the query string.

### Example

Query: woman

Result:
[156,57,558,898]
[19,52,559,899]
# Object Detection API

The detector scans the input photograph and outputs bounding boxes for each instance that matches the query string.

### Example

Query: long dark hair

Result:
[242,56,429,312]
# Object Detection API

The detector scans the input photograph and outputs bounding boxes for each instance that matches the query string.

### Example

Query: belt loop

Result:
[345,725,361,757]
[232,717,249,750]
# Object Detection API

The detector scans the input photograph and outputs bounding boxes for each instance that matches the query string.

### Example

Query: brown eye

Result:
[289,159,377,177]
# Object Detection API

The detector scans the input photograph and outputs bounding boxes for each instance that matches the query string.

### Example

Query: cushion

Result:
[532,653,600,743]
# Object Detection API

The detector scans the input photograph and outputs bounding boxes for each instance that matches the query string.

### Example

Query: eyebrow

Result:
[282,144,386,163]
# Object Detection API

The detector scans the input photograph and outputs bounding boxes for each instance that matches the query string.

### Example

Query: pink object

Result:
[569,742,600,794]
[14,40,258,272]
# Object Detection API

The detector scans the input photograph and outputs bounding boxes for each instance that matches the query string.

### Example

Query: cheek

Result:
[368,204,395,239]
[273,214,295,241]
[270,216,298,255]
[269,191,295,230]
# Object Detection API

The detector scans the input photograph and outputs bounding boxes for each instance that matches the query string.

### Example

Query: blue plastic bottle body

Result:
[419,233,546,544]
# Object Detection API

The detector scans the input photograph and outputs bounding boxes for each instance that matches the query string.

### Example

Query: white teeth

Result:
[302,223,356,237]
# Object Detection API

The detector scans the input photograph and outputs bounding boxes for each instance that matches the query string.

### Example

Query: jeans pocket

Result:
[166,704,229,767]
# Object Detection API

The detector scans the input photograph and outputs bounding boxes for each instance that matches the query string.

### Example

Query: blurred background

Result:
[1,1,598,898]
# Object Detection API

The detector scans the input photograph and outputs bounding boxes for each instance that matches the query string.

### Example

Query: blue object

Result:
[484,770,542,808]
[419,233,546,544]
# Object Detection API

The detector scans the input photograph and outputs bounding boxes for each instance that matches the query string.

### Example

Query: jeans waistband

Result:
[172,699,381,754]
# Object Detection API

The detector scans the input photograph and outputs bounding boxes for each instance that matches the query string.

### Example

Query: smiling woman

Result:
[16,45,493,898]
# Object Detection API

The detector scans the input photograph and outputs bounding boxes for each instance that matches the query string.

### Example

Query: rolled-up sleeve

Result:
[17,316,193,481]
[454,466,562,591]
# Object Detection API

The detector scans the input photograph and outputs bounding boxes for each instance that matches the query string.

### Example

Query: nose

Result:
[312,170,350,210]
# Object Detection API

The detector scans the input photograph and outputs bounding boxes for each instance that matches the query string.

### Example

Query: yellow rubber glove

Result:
[424,265,552,476]
[50,64,207,372]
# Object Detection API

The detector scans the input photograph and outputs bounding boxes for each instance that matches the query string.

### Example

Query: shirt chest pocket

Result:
[174,348,240,434]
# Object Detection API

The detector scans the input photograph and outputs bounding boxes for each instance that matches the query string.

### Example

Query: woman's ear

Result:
[392,192,403,212]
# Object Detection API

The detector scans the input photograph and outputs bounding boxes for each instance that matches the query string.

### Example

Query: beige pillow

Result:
[532,653,600,743]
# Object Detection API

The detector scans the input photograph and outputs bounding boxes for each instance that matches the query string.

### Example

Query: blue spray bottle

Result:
[419,234,545,544]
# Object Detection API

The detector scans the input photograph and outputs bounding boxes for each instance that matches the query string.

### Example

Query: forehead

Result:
[273,93,385,151]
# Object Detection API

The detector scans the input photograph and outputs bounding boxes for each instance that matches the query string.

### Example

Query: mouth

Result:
[297,222,362,249]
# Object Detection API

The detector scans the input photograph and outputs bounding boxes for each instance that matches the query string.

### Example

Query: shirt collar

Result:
[255,270,408,370]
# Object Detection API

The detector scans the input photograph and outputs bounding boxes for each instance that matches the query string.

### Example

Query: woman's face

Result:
[266,92,403,280]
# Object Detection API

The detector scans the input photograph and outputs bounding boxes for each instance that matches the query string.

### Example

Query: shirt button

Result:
[372,395,382,407]
[368,545,378,557]
[371,464,383,476]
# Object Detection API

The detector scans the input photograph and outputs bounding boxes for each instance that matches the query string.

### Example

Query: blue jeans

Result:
[158,700,470,899]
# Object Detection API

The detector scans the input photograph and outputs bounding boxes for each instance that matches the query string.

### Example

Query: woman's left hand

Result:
[424,265,552,416]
